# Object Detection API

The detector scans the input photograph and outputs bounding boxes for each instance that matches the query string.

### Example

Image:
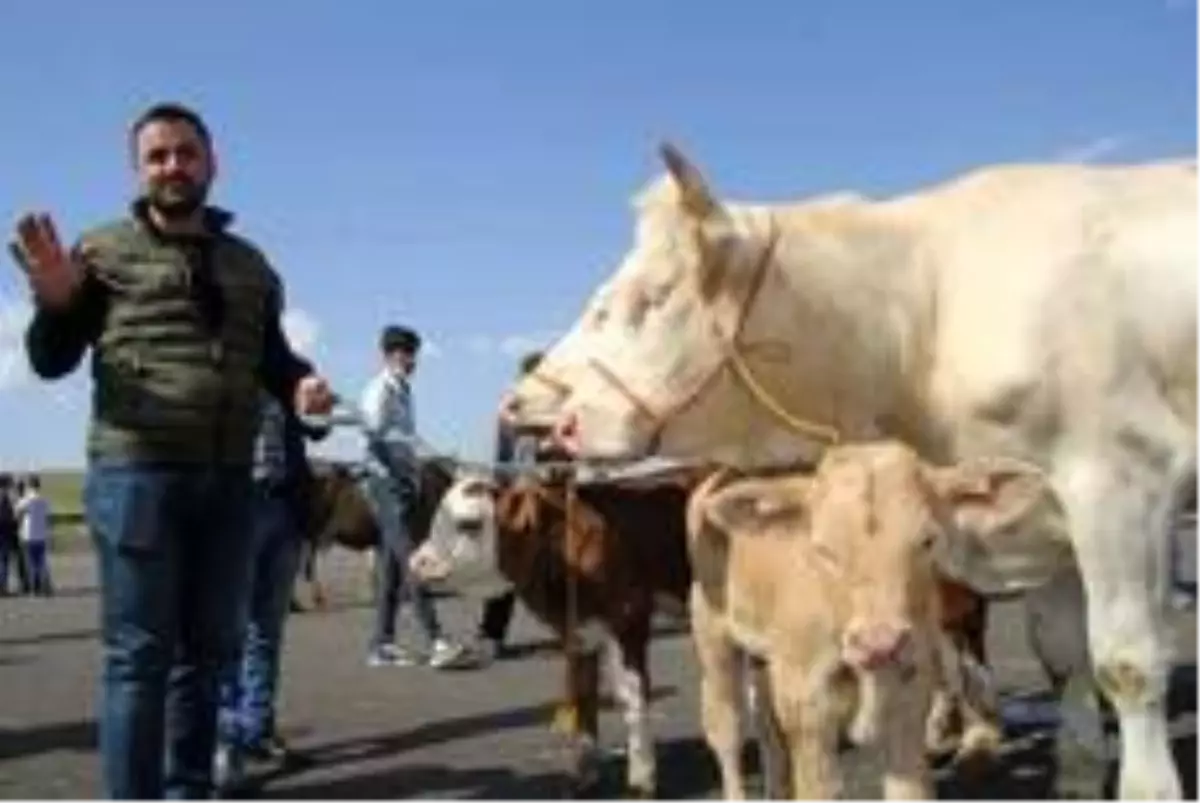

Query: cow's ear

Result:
[924,457,1072,595]
[704,477,811,536]
[925,456,1050,537]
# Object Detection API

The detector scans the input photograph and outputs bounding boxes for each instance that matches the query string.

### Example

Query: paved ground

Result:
[0,547,1195,800]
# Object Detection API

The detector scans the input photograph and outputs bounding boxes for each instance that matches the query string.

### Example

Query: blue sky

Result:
[0,0,1195,468]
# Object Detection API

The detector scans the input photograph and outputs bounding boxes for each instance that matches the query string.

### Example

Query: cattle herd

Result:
[297,148,1197,800]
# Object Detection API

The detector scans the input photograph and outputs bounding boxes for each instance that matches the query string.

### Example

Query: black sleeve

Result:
[24,272,108,380]
[258,285,315,412]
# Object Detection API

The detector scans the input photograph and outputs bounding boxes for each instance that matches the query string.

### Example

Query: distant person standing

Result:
[359,324,470,669]
[14,475,52,596]
[10,101,334,799]
[0,473,30,596]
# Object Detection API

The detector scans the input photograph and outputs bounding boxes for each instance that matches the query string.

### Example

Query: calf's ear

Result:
[703,477,812,536]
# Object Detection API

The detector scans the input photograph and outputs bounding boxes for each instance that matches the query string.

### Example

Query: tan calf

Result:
[687,442,1071,799]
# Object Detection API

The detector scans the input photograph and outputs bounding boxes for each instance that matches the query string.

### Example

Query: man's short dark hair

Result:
[24,475,39,491]
[130,102,213,152]
[380,325,421,355]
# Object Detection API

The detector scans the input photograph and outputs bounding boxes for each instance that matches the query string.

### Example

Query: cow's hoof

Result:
[955,722,1002,765]
[563,743,602,797]
[622,782,656,799]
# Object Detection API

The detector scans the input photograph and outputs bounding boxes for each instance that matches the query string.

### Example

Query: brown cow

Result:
[410,464,700,797]
[686,442,1072,799]
[293,457,459,610]
[410,459,1011,797]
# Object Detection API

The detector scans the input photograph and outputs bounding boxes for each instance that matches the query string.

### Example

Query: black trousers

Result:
[0,532,30,594]
[478,591,516,643]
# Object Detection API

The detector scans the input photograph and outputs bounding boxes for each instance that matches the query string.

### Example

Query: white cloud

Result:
[458,331,560,359]
[281,307,321,356]
[0,297,33,391]
[1055,135,1126,164]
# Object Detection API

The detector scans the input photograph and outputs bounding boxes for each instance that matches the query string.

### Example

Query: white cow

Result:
[506,146,1197,799]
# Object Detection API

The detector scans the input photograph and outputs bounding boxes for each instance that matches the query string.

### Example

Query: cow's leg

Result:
[690,584,749,800]
[309,546,329,610]
[298,542,329,611]
[953,643,1003,766]
[928,628,1002,768]
[768,658,839,801]
[610,616,656,798]
[1053,449,1185,800]
[879,674,936,800]
[747,654,792,799]
[558,633,603,795]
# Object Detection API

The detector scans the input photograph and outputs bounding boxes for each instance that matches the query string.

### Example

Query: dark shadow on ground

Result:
[254,686,679,794]
[255,736,719,800]
[255,664,1196,801]
[0,627,98,649]
[0,719,96,762]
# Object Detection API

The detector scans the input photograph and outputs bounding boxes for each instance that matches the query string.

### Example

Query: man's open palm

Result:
[9,212,82,308]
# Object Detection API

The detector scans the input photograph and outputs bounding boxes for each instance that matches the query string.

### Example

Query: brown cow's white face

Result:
[505,145,777,460]
[409,473,511,598]
[702,442,1072,671]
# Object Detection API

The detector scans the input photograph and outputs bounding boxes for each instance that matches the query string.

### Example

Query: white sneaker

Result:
[213,743,246,797]
[428,638,475,670]
[367,643,420,667]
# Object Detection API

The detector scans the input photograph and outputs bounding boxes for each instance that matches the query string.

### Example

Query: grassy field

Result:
[30,468,87,550]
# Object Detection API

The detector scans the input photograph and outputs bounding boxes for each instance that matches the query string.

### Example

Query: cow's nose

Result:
[551,411,581,456]
[409,550,443,581]
[843,621,913,670]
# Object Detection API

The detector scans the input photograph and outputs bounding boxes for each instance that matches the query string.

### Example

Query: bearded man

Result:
[10,102,334,800]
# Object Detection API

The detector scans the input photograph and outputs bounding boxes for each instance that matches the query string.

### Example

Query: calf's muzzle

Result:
[842,620,914,671]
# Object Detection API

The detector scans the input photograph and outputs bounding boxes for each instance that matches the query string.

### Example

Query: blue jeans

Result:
[217,486,303,749]
[84,461,256,800]
[25,541,51,594]
[360,475,441,649]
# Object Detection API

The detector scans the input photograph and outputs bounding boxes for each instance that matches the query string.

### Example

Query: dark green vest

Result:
[79,214,279,466]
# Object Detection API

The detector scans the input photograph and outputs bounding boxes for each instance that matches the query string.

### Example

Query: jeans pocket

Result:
[84,465,173,555]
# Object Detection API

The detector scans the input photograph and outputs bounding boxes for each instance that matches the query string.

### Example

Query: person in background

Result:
[11,101,334,799]
[359,324,470,669]
[0,474,30,596]
[476,350,550,661]
[214,391,329,794]
[15,475,52,596]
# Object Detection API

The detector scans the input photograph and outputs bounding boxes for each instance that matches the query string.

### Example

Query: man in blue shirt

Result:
[359,325,468,669]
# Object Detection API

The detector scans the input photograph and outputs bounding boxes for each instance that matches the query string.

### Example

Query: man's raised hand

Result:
[9,212,83,309]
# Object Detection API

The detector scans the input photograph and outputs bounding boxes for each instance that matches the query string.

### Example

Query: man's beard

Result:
[146,177,209,220]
